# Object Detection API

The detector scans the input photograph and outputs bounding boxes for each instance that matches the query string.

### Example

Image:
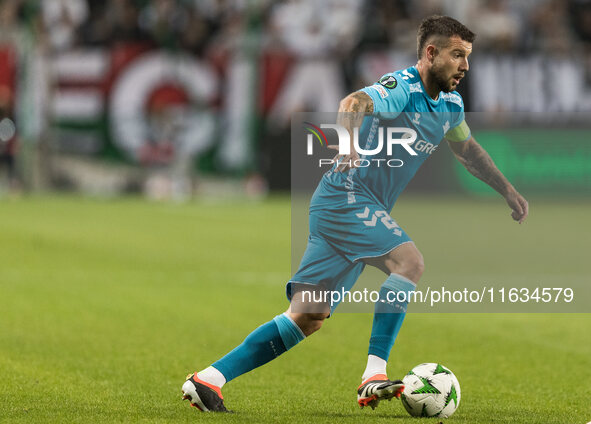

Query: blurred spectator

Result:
[1,0,590,195]
[41,0,88,51]
[527,0,574,54]
[570,0,591,43]
[193,0,247,21]
[358,0,405,48]
[111,0,149,43]
[179,7,213,57]
[82,0,149,45]
[0,0,23,43]
[468,0,520,52]
[268,0,361,127]
[407,0,445,17]
[0,0,24,191]
[138,0,189,48]
[0,86,17,190]
[569,0,591,83]
[380,0,417,54]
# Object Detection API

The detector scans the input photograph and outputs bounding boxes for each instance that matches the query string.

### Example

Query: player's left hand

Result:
[504,190,529,224]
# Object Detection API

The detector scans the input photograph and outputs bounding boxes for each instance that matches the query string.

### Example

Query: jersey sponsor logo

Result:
[379,75,398,89]
[371,84,389,99]
[409,139,438,155]
[443,120,450,134]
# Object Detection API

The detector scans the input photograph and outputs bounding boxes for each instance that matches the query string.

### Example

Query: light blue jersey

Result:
[310,65,470,213]
[288,66,471,308]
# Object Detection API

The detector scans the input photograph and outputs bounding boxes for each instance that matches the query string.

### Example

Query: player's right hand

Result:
[505,189,529,224]
[327,145,360,173]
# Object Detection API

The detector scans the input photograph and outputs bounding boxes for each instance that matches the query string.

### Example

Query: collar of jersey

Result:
[410,66,442,106]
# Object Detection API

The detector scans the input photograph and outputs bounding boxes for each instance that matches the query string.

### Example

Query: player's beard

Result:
[429,64,455,93]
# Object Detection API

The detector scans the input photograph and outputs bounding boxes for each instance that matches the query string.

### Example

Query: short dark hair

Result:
[417,15,475,59]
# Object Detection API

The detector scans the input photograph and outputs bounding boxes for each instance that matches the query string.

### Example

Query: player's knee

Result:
[288,312,328,336]
[402,251,425,282]
[303,312,328,335]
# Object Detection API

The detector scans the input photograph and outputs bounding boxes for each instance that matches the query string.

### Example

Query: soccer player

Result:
[182,15,529,412]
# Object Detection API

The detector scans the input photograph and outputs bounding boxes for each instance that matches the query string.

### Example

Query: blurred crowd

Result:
[0,0,590,57]
[0,0,591,56]
[1,0,591,195]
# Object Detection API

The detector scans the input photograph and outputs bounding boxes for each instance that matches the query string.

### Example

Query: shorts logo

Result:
[379,75,398,89]
[356,207,402,236]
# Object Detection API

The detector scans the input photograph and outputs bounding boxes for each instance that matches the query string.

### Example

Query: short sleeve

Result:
[453,107,465,129]
[360,73,410,118]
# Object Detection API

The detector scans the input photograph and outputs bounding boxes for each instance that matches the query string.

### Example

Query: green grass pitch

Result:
[0,194,589,423]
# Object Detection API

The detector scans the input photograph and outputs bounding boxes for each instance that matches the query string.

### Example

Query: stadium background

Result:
[1,1,590,423]
[0,0,590,196]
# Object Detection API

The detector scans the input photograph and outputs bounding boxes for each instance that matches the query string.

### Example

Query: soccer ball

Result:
[400,363,461,418]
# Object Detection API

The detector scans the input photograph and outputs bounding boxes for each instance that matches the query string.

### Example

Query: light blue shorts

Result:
[287,202,412,311]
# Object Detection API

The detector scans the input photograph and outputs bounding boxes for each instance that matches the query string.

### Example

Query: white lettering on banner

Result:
[470,56,589,114]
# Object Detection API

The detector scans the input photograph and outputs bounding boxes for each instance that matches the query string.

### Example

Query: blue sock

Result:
[212,313,305,382]
[368,274,416,361]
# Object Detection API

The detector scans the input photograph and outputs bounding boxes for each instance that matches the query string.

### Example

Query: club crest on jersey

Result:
[379,75,398,89]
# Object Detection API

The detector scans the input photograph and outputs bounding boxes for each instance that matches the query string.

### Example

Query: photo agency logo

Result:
[303,120,420,168]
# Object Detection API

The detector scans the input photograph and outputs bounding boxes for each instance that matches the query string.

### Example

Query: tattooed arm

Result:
[448,137,529,223]
[329,91,374,172]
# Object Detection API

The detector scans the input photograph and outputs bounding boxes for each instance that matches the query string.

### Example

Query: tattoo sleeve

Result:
[449,139,513,196]
[337,91,374,141]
